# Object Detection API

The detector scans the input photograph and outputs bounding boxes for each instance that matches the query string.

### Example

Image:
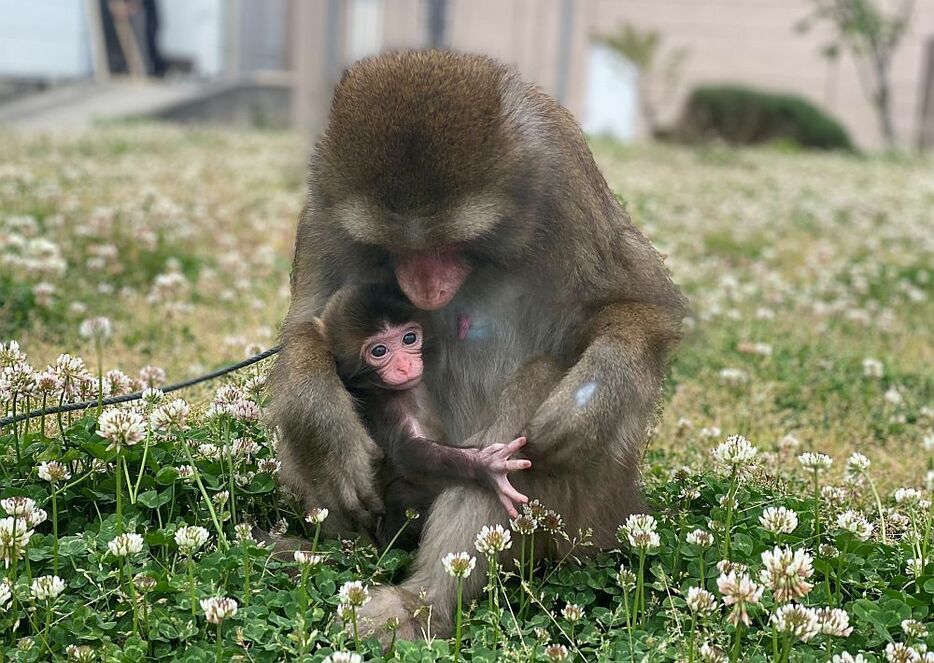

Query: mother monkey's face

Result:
[314,53,541,311]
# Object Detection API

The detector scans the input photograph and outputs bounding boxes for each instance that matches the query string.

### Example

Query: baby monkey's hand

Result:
[473,436,531,518]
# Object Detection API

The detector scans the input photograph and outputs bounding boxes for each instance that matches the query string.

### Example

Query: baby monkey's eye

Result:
[370,344,388,358]
[402,331,418,345]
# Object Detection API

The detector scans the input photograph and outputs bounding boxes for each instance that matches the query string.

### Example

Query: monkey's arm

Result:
[523,302,682,468]
[388,436,531,517]
[268,321,385,533]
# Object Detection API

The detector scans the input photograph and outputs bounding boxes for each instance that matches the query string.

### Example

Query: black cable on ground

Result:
[0,346,280,429]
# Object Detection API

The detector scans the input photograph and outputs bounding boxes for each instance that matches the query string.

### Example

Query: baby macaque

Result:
[320,285,530,548]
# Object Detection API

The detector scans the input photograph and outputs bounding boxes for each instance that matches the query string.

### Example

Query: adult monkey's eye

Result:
[402,331,418,345]
[370,344,388,358]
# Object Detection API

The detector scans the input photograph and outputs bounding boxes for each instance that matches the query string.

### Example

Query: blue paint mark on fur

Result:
[463,312,492,341]
[575,381,598,407]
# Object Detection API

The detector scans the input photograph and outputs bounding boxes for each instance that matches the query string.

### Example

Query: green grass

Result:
[0,125,932,660]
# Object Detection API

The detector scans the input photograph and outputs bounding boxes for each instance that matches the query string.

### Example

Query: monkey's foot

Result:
[350,586,429,650]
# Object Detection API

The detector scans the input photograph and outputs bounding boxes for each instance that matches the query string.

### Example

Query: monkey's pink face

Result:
[393,250,472,311]
[361,323,424,390]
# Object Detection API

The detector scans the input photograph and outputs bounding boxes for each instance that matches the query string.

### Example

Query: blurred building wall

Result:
[292,0,934,150]
[0,1,92,78]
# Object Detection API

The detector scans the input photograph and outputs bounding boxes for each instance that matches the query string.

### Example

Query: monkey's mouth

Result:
[393,250,472,311]
[382,375,422,391]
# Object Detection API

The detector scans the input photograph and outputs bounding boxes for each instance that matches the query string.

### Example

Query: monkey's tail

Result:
[0,346,280,429]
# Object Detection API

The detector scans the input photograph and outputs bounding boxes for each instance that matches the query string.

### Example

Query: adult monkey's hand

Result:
[269,318,384,536]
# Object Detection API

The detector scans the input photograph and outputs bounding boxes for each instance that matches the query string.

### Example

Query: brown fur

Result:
[268,50,686,644]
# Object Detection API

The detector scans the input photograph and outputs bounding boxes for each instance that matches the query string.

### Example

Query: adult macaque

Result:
[269,50,686,641]
[318,284,532,549]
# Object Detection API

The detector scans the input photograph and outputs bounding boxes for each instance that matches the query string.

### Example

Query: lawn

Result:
[0,125,932,661]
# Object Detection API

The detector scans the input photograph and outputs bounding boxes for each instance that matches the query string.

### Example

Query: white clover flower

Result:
[778,435,800,452]
[759,506,798,535]
[0,515,34,568]
[270,518,288,536]
[324,653,363,663]
[442,552,476,578]
[78,316,112,341]
[22,508,46,529]
[108,532,144,558]
[846,453,871,480]
[140,387,164,408]
[719,368,748,387]
[258,459,281,475]
[618,513,660,550]
[150,399,189,431]
[760,547,814,603]
[338,581,370,608]
[235,523,254,543]
[923,433,934,453]
[176,465,194,479]
[836,510,874,541]
[711,434,758,474]
[134,573,157,594]
[37,461,71,483]
[884,387,904,406]
[138,365,167,389]
[232,437,261,458]
[475,524,512,554]
[510,514,538,535]
[97,408,145,452]
[906,557,926,576]
[30,575,65,601]
[902,619,928,639]
[543,644,570,662]
[1,497,37,518]
[716,571,763,626]
[213,384,244,408]
[895,488,924,507]
[231,399,260,422]
[698,642,727,662]
[885,642,921,663]
[685,587,718,616]
[862,358,884,378]
[175,525,210,556]
[200,596,238,624]
[686,529,715,547]
[305,508,329,525]
[832,653,867,663]
[561,602,584,623]
[33,369,61,394]
[716,560,748,575]
[798,452,833,472]
[293,551,324,567]
[617,565,637,590]
[104,369,135,397]
[198,443,221,460]
[770,604,820,642]
[65,644,96,661]
[816,607,853,637]
[0,340,26,367]
[541,509,566,534]
[212,491,229,507]
[0,579,11,611]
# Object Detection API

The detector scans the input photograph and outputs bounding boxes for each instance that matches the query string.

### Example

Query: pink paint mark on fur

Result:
[457,313,472,340]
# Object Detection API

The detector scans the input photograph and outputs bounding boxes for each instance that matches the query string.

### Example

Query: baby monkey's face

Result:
[360,322,424,390]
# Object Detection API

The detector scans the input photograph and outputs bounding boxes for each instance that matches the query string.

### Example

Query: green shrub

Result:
[677,85,854,150]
